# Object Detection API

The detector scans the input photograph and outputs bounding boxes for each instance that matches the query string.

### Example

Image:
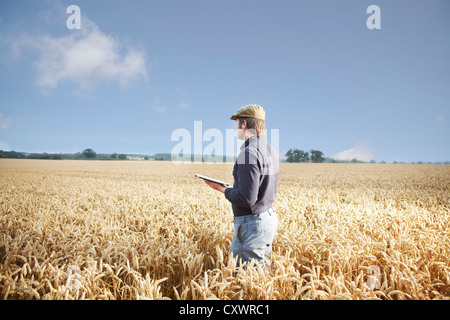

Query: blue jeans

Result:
[230,206,277,269]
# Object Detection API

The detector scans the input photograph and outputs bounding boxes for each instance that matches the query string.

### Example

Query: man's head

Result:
[231,104,266,140]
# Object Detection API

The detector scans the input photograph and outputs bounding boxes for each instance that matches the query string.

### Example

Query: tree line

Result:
[285,149,325,163]
[283,148,379,163]
[0,148,147,161]
[1,148,449,164]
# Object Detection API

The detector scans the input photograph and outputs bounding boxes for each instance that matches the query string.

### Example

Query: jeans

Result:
[230,206,277,269]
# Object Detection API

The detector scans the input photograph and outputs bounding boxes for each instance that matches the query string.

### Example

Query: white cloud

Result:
[436,115,445,124]
[332,141,375,162]
[0,114,11,130]
[0,141,11,151]
[175,88,190,109]
[11,17,148,91]
[151,100,166,114]
[178,102,190,109]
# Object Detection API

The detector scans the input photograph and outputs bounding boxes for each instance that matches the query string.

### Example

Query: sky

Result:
[0,0,449,163]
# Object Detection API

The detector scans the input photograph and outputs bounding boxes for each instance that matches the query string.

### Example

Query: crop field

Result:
[0,159,449,300]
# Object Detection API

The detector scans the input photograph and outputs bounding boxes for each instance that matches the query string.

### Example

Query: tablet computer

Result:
[195,174,230,187]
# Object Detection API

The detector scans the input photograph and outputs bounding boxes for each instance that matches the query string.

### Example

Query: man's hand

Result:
[204,180,226,194]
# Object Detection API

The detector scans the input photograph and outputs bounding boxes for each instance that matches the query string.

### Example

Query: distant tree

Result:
[310,150,325,163]
[285,149,294,163]
[111,153,118,159]
[153,153,171,161]
[82,148,97,159]
[2,150,22,158]
[118,154,127,160]
[298,150,310,162]
[285,149,310,163]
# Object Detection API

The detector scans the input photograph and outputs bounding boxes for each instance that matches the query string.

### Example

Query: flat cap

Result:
[230,104,265,121]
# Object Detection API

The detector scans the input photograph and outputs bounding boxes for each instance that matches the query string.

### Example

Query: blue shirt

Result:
[224,135,279,216]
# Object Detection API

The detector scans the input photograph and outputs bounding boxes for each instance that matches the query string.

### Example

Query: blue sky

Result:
[0,0,449,162]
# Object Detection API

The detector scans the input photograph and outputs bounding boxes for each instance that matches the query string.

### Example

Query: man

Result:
[204,104,279,269]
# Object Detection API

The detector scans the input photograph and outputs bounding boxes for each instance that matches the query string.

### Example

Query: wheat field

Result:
[0,159,449,300]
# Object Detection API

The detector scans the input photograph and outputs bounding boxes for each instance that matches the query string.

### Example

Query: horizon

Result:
[1,1,449,163]
[1,148,449,164]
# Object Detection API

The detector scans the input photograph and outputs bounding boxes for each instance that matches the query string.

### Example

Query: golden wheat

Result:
[0,159,449,300]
